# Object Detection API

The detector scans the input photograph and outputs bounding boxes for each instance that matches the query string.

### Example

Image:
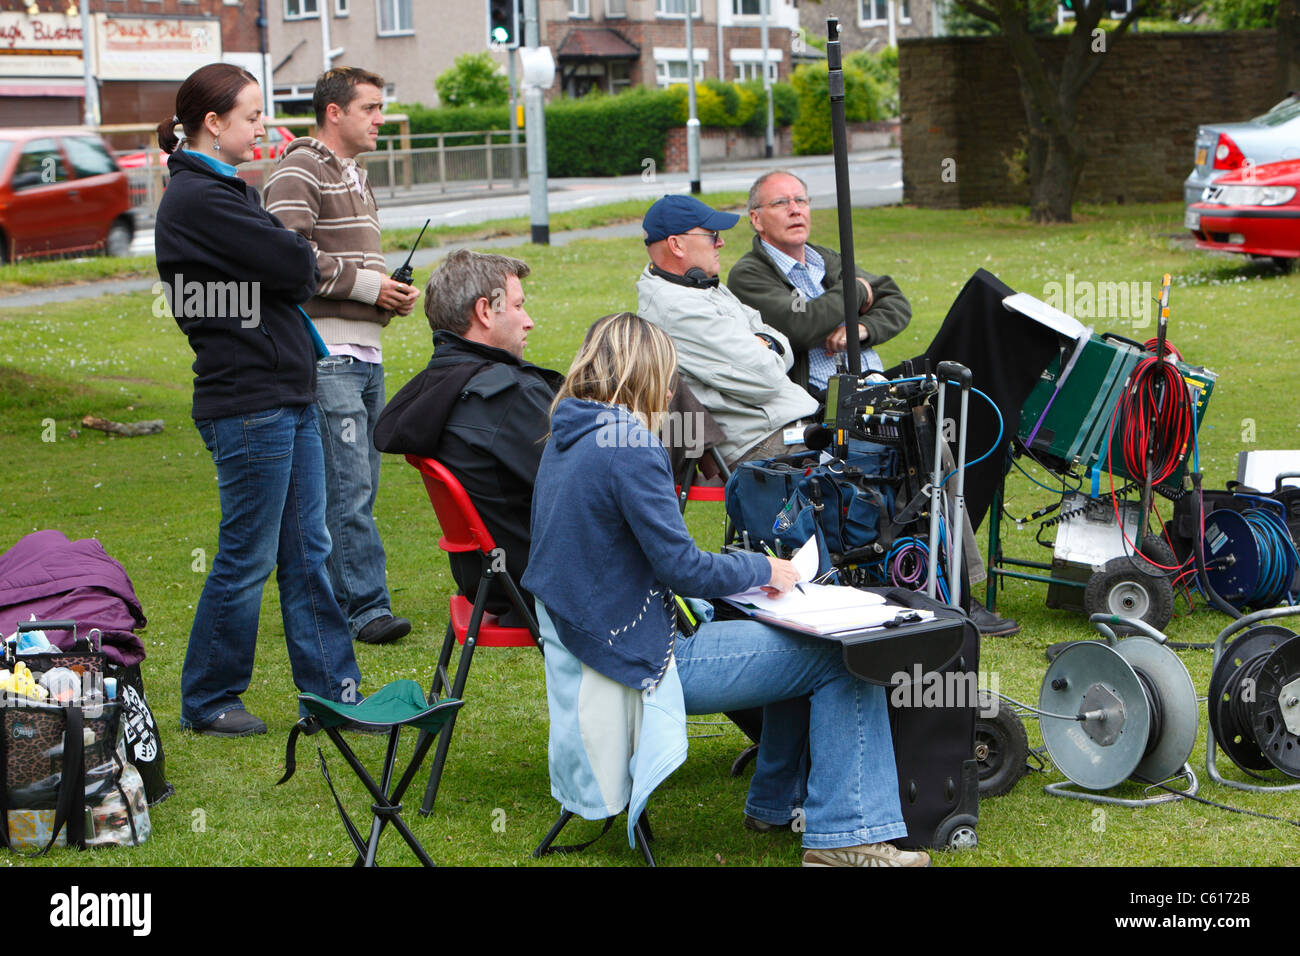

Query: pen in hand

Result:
[762,543,807,595]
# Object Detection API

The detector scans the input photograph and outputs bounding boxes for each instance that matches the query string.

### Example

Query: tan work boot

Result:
[802,842,932,867]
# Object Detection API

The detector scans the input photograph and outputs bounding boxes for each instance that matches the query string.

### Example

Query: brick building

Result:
[804,0,938,52]
[543,0,798,98]
[269,0,799,110]
[0,1,262,135]
[269,0,494,111]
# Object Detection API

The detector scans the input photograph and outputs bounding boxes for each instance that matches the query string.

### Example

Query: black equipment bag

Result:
[883,588,980,850]
[724,444,900,567]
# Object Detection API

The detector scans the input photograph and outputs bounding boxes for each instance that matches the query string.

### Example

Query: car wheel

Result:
[0,229,10,264]
[1270,256,1296,274]
[104,221,132,259]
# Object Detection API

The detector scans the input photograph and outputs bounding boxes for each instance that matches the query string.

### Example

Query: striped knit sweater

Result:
[264,136,391,349]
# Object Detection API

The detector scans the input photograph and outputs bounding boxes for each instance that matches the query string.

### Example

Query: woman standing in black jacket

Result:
[155,63,361,737]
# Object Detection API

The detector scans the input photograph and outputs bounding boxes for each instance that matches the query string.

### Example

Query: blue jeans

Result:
[673,619,906,850]
[314,356,392,636]
[181,405,362,727]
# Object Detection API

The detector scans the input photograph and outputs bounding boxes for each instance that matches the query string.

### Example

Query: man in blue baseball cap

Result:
[637,194,819,468]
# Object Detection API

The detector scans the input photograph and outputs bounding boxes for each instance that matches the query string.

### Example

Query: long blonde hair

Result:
[553,312,677,432]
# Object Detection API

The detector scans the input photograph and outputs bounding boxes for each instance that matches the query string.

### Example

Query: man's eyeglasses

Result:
[678,229,722,246]
[757,196,811,211]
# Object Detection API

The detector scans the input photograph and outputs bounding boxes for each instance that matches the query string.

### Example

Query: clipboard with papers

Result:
[718,537,966,685]
[721,582,934,635]
[720,536,934,636]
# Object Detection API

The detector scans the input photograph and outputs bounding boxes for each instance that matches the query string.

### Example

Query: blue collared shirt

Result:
[760,240,881,389]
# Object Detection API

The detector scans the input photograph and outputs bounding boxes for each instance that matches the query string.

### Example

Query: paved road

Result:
[1,150,900,309]
[127,149,900,254]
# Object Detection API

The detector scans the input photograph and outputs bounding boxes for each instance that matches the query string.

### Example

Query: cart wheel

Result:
[974,691,1029,798]
[1083,555,1175,633]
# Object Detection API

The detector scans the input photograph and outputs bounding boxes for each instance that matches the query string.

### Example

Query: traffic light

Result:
[487,0,519,49]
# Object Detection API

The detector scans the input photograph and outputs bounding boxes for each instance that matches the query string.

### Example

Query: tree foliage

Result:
[435,52,510,109]
[1209,0,1277,27]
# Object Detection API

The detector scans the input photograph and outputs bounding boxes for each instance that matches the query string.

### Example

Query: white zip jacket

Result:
[636,264,819,463]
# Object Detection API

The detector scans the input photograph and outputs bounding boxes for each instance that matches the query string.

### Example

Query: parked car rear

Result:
[0,128,133,262]
[1183,95,1300,227]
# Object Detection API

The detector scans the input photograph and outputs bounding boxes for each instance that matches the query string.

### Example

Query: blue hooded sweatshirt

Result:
[523,398,770,690]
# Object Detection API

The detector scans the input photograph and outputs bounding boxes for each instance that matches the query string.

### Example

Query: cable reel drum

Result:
[1206,606,1300,790]
[1038,614,1198,804]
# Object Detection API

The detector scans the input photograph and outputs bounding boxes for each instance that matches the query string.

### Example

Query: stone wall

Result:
[900,32,1279,208]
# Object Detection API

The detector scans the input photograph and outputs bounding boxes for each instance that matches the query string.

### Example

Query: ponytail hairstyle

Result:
[553,312,678,433]
[157,62,258,154]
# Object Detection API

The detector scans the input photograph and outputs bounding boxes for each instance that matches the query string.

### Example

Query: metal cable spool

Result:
[1206,623,1300,777]
[1039,615,1197,792]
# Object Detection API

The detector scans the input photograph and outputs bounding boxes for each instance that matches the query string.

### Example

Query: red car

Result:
[116,125,297,169]
[1187,158,1300,266]
[0,128,133,262]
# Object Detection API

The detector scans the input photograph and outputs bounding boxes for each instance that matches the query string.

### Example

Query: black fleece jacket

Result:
[375,331,563,618]
[155,149,321,419]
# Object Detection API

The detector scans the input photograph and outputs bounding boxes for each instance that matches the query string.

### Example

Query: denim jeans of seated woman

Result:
[673,618,907,850]
[180,404,362,728]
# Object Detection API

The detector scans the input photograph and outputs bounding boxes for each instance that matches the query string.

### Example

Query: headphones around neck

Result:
[650,263,719,289]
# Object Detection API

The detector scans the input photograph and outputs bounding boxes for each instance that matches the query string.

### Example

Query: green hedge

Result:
[384,70,872,175]
[386,89,678,176]
[544,87,681,177]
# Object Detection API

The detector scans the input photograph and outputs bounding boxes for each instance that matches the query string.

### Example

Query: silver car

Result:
[1183,94,1300,230]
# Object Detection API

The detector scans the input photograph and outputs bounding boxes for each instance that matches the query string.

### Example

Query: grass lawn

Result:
[1,201,1297,868]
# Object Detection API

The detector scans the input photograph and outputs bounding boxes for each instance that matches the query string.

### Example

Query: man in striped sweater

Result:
[265,67,418,646]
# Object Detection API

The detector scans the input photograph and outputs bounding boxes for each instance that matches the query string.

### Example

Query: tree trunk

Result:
[1026,118,1085,223]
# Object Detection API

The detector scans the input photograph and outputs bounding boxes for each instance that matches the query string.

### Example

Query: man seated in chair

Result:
[374,250,562,625]
[635,195,820,469]
[727,169,912,400]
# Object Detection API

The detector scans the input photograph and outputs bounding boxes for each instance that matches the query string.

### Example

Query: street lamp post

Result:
[684,0,700,194]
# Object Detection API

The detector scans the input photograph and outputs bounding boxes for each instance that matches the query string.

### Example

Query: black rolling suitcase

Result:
[884,588,980,851]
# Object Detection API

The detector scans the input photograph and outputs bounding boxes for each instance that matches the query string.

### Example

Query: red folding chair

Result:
[675,445,731,514]
[405,455,542,816]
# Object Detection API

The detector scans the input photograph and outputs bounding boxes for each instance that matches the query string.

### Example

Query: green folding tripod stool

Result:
[278,680,464,867]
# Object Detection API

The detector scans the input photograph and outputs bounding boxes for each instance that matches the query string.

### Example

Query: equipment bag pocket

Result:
[725,444,900,563]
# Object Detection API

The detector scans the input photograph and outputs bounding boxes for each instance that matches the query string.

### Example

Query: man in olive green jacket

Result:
[727,170,911,397]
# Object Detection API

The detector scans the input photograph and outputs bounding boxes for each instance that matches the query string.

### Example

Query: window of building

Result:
[655,58,704,86]
[378,0,413,34]
[606,0,627,15]
[609,60,632,92]
[900,0,911,22]
[733,0,763,15]
[733,61,777,82]
[569,0,590,15]
[335,0,349,15]
[285,0,318,18]
[656,0,701,18]
[859,0,887,24]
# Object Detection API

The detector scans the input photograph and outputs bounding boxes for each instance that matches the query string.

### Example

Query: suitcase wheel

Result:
[936,817,978,851]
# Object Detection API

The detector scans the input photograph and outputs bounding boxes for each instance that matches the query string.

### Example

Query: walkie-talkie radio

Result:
[391,218,430,287]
